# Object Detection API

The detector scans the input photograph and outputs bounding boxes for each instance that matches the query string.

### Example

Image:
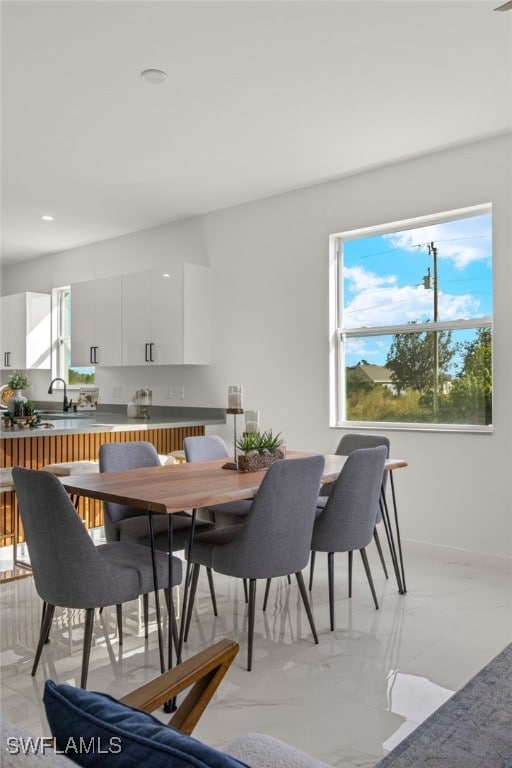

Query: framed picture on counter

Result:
[76,387,100,411]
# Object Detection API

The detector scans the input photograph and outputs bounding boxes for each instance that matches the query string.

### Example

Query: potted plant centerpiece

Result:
[6,370,30,413]
[236,429,285,472]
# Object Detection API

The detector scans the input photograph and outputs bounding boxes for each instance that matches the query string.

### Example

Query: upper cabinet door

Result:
[122,270,153,365]
[94,276,123,366]
[71,276,122,366]
[0,292,51,370]
[148,269,183,364]
[71,280,96,366]
[122,265,211,365]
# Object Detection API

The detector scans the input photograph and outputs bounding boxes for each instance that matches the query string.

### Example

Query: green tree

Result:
[443,328,492,425]
[386,323,456,395]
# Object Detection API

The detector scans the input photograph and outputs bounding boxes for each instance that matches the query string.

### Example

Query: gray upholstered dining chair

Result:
[310,432,390,589]
[98,441,217,613]
[183,435,253,527]
[99,441,217,549]
[183,455,325,670]
[310,446,387,630]
[12,466,182,689]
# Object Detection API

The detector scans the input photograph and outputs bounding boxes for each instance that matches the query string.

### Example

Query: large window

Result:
[330,204,492,430]
[53,287,95,386]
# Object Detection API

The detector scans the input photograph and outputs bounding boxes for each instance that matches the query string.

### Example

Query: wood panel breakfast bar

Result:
[0,407,225,581]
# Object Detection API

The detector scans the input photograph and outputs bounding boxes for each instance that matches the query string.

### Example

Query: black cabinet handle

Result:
[4,352,11,367]
[90,346,98,364]
[144,343,149,362]
[149,343,154,362]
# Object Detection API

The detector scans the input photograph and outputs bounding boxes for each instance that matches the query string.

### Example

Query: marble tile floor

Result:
[0,542,511,768]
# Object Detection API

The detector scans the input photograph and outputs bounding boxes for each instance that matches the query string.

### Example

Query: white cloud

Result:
[344,265,480,328]
[384,217,491,270]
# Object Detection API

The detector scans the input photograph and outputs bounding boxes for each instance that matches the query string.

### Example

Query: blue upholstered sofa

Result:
[0,639,334,768]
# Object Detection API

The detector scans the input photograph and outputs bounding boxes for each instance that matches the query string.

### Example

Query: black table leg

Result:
[389,470,406,593]
[148,512,165,674]
[379,491,403,594]
[177,508,197,661]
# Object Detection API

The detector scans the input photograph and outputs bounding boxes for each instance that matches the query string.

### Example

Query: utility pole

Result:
[427,242,439,416]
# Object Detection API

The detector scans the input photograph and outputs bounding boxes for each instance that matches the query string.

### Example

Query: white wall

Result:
[2,134,511,558]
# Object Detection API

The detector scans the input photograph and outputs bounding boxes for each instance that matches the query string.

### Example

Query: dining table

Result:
[62,450,408,673]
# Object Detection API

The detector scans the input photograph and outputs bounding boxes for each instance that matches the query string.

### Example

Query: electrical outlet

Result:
[178,386,185,399]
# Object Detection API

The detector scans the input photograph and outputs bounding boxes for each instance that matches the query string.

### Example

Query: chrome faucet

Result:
[48,378,69,412]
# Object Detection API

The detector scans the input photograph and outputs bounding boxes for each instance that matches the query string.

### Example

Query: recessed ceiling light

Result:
[141,69,168,85]
[41,215,54,221]
[162,273,170,278]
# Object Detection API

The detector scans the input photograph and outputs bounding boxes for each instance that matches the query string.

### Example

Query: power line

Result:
[342,234,489,264]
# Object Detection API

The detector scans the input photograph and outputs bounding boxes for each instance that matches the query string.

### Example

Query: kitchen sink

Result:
[37,410,97,419]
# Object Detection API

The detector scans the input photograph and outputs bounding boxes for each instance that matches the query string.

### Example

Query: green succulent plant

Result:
[236,429,284,454]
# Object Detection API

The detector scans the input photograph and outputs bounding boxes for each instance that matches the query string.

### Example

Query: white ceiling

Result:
[1,0,511,266]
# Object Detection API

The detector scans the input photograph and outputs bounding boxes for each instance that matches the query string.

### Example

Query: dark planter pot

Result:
[237,448,285,472]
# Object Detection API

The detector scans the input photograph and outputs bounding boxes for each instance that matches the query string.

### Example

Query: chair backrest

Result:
[336,432,389,489]
[336,433,390,457]
[212,455,325,580]
[98,441,161,541]
[12,467,135,608]
[312,446,387,553]
[183,435,229,463]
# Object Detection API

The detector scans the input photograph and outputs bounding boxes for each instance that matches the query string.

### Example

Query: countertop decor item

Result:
[6,371,30,413]
[236,429,285,472]
[7,371,30,390]
[0,384,14,407]
[76,387,100,411]
[135,388,152,419]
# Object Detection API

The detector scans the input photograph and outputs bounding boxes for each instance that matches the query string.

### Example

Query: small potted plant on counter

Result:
[236,429,285,472]
[6,370,30,413]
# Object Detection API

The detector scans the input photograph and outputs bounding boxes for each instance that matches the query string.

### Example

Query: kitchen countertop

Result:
[0,406,225,438]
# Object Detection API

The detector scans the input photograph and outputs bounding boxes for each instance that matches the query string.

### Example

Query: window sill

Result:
[333,420,493,435]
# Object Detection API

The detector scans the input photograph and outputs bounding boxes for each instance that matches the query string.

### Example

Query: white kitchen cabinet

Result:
[0,292,51,370]
[71,275,122,366]
[122,264,211,365]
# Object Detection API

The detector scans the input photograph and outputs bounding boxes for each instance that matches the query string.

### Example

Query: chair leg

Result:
[348,550,353,598]
[360,548,379,610]
[328,552,335,631]
[243,578,248,603]
[308,551,316,591]
[373,527,388,579]
[295,571,318,644]
[206,567,218,616]
[287,574,291,585]
[32,603,55,676]
[143,593,149,640]
[247,579,257,671]
[81,608,95,689]
[164,588,180,658]
[41,601,51,644]
[262,578,271,611]
[184,564,200,643]
[116,604,123,646]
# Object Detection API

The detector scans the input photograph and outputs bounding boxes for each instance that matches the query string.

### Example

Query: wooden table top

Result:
[62,451,407,515]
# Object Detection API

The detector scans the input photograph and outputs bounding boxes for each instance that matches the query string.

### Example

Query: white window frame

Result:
[52,286,95,388]
[52,286,70,383]
[329,203,493,433]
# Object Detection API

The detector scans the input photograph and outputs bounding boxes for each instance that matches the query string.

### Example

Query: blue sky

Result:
[342,211,492,367]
